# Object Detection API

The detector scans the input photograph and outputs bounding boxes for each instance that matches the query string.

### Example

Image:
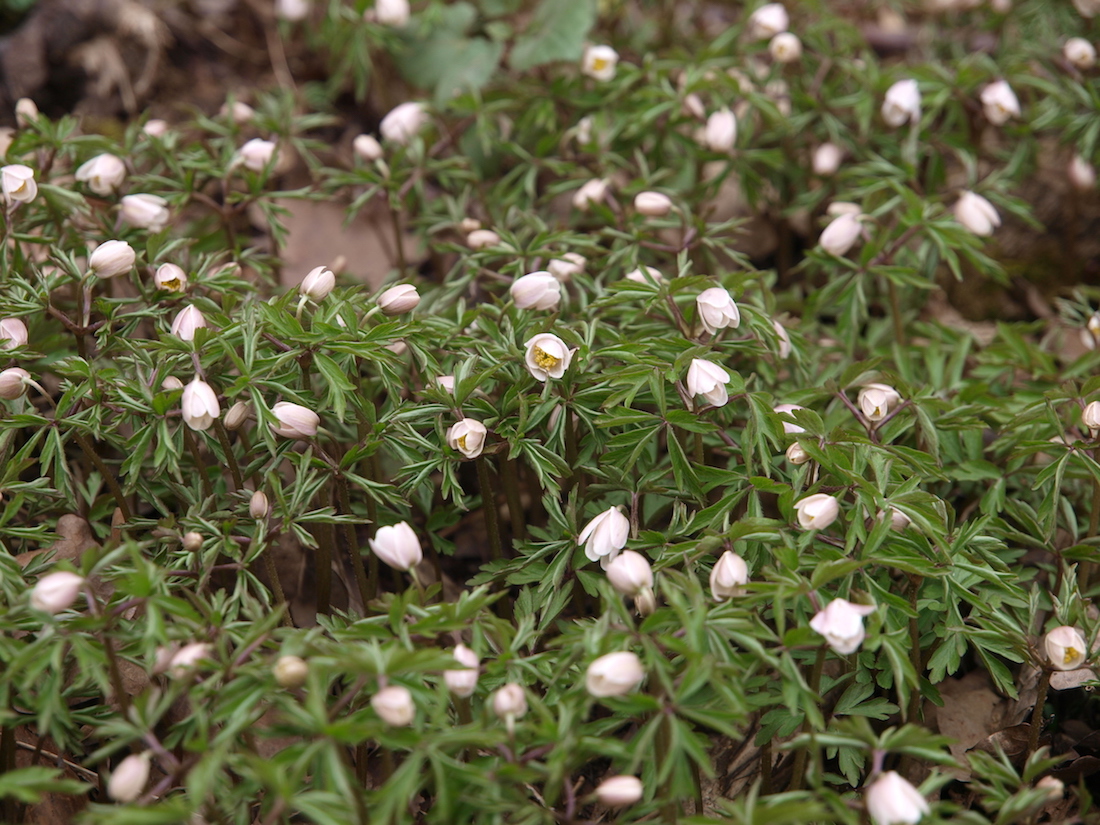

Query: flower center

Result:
[162,277,181,291]
[533,345,561,370]
[457,434,467,450]
[1065,647,1080,665]
[591,57,609,72]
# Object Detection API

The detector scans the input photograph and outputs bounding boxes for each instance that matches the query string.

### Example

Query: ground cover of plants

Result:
[6,0,1100,822]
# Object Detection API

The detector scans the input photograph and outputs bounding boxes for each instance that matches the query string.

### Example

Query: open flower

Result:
[586,651,644,697]
[696,287,741,334]
[578,506,630,565]
[524,333,576,381]
[447,418,487,458]
[773,403,806,433]
[1,164,36,204]
[858,383,901,422]
[980,80,1020,125]
[1065,37,1097,70]
[1045,625,1088,670]
[582,45,619,81]
[686,359,731,407]
[865,771,929,825]
[155,263,187,292]
[181,377,220,432]
[810,598,876,654]
[769,31,802,62]
[882,79,921,128]
[369,521,423,571]
[794,493,840,530]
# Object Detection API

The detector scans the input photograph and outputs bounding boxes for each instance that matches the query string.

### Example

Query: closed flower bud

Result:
[1065,37,1097,70]
[1069,154,1096,192]
[547,252,586,281]
[511,271,561,310]
[168,641,211,677]
[1084,401,1100,435]
[377,283,420,314]
[586,651,644,697]
[492,683,527,720]
[1075,0,1100,16]
[786,441,810,465]
[182,531,203,552]
[435,375,455,393]
[120,194,170,232]
[299,265,335,302]
[954,190,1001,236]
[220,100,255,123]
[773,319,792,358]
[181,377,220,432]
[882,79,921,128]
[578,506,630,565]
[161,376,183,391]
[605,550,653,597]
[459,217,481,233]
[582,45,619,81]
[89,240,136,278]
[773,403,806,433]
[769,31,802,62]
[249,490,269,519]
[858,382,901,422]
[466,229,501,249]
[1045,625,1088,670]
[820,212,864,257]
[14,98,39,128]
[353,133,383,162]
[1036,776,1065,800]
[371,685,415,726]
[812,142,843,176]
[889,507,912,532]
[980,80,1020,125]
[443,644,479,697]
[143,119,168,137]
[1,164,36,204]
[0,367,28,400]
[810,598,876,654]
[696,287,740,334]
[372,0,410,26]
[270,401,320,439]
[625,265,664,285]
[596,775,643,807]
[276,0,309,20]
[710,551,749,600]
[0,318,27,350]
[747,3,789,39]
[273,655,309,688]
[686,359,731,407]
[380,102,429,145]
[30,571,85,613]
[107,752,151,803]
[864,770,929,825]
[524,332,576,381]
[369,521,423,571]
[75,154,126,195]
[447,418,488,458]
[827,201,861,217]
[573,178,609,211]
[154,263,187,292]
[794,493,840,530]
[634,191,672,216]
[225,400,251,430]
[236,138,277,172]
[703,109,737,152]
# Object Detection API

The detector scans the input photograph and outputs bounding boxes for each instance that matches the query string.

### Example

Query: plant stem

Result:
[336,474,371,611]
[907,575,923,722]
[316,502,335,616]
[498,455,526,542]
[694,431,704,465]
[887,278,906,347]
[213,420,244,493]
[1027,669,1051,760]
[1082,456,1100,593]
[477,458,503,561]
[788,646,827,792]
[182,427,215,499]
[69,429,132,521]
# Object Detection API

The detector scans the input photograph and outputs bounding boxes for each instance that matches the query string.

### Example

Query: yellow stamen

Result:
[533,345,561,370]
[457,434,467,450]
[1065,647,1080,665]
[591,58,609,72]
[162,278,181,291]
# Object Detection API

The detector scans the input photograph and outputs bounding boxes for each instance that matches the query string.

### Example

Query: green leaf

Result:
[509,0,597,71]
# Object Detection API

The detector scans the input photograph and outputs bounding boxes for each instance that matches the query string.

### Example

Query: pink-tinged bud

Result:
[353,133,383,162]
[380,102,429,145]
[819,212,864,257]
[954,190,1001,236]
[371,0,411,26]
[810,598,875,654]
[182,531,203,552]
[371,685,415,726]
[573,178,609,211]
[702,109,737,152]
[0,318,27,350]
[466,229,501,249]
[747,3,789,39]
[443,644,480,697]
[547,252,586,281]
[596,775,643,807]
[511,271,561,310]
[435,375,455,393]
[89,240,136,278]
[236,138,277,172]
[0,367,28,400]
[120,194,170,232]
[270,401,320,439]
[299,265,335,302]
[773,319,792,358]
[274,655,309,688]
[377,284,420,314]
[220,100,255,123]
[710,551,749,600]
[586,651,644,697]
[369,521,423,571]
[1,164,36,204]
[181,377,220,432]
[107,752,152,803]
[864,771,929,825]
[634,191,672,217]
[143,119,168,138]
[1036,776,1065,800]
[625,266,664,285]
[812,143,843,176]
[889,507,912,532]
[30,571,85,614]
[249,490,269,519]
[492,683,527,719]
[161,376,183,391]
[75,154,126,196]
[168,641,211,677]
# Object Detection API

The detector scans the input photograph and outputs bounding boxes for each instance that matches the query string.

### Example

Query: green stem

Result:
[477,458,503,561]
[906,576,923,722]
[498,455,526,542]
[887,278,906,347]
[656,712,678,823]
[70,429,132,521]
[336,474,371,612]
[1082,457,1100,593]
[257,529,292,626]
[213,420,244,493]
[788,646,827,792]
[694,430,704,466]
[182,427,215,500]
[316,501,335,616]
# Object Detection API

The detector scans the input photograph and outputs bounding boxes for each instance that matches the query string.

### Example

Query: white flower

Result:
[225,400,251,430]
[30,571,84,614]
[889,507,912,532]
[980,80,1020,125]
[447,418,488,459]
[820,212,864,257]
[686,359,731,407]
[14,98,39,129]
[696,287,741,334]
[858,382,901,422]
[1084,401,1100,435]
[378,284,420,314]
[75,154,126,195]
[353,133,383,162]
[578,506,630,565]
[954,190,1001,236]
[1075,0,1100,16]
[249,490,269,519]
[236,138,277,172]
[0,318,27,350]
[270,401,320,439]
[89,240,136,278]
[435,375,455,393]
[865,771,930,825]
[827,201,862,217]
[181,377,220,432]
[524,332,576,381]
[1069,154,1097,192]
[220,100,255,123]
[625,265,664,285]
[511,271,561,310]
[769,31,802,63]
[547,252,586,281]
[120,193,170,232]
[710,551,749,600]
[299,265,335,302]
[882,79,921,128]
[1065,37,1097,70]
[275,0,309,21]
[773,320,792,358]
[794,493,840,530]
[582,45,619,81]
[380,102,429,144]
[810,598,876,654]
[747,3,789,39]
[466,229,501,249]
[573,178,609,211]
[585,651,644,697]
[154,263,187,292]
[492,683,527,720]
[596,776,644,807]
[373,0,410,26]
[1045,625,1088,670]
[634,191,672,217]
[443,644,480,697]
[605,550,653,597]
[168,641,211,677]
[812,143,843,176]
[107,752,152,803]
[773,403,806,433]
[1,164,36,204]
[369,521,423,571]
[0,367,28,400]
[702,109,737,152]
[274,655,309,688]
[143,119,168,137]
[170,305,207,341]
[371,685,415,726]
[786,442,810,464]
